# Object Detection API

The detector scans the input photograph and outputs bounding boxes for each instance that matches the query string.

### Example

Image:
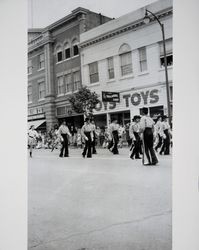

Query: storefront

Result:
[28,106,46,132]
[93,84,169,126]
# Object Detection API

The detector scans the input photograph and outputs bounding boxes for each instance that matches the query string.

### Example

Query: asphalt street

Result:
[28,147,172,250]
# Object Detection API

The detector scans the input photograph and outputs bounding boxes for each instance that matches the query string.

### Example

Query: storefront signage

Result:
[95,89,159,112]
[102,91,120,102]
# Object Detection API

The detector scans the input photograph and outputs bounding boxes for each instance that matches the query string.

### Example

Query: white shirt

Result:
[28,129,38,138]
[81,123,93,140]
[109,123,119,133]
[129,122,140,140]
[140,115,155,131]
[58,125,71,136]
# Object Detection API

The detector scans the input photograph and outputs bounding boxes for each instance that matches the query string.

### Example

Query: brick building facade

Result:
[28,8,112,132]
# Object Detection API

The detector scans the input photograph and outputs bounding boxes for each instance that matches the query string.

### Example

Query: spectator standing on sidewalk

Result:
[58,121,71,157]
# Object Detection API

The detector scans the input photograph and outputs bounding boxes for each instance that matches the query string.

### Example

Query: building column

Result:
[43,33,57,131]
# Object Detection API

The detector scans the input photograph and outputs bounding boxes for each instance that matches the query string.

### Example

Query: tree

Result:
[68,86,100,117]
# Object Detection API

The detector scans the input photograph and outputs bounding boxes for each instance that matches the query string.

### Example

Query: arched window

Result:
[55,45,63,62]
[72,39,79,56]
[119,43,133,76]
[64,42,71,59]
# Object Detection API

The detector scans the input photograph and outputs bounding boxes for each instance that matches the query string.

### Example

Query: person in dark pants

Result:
[129,115,142,160]
[160,115,171,155]
[58,121,71,157]
[154,116,163,152]
[108,119,119,155]
[91,119,97,154]
[81,118,93,158]
[140,107,158,166]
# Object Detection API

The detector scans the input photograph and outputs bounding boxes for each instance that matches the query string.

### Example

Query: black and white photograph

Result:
[27,0,172,249]
[0,0,199,250]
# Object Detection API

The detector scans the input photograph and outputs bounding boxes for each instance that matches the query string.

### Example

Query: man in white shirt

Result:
[108,119,119,154]
[81,117,93,158]
[58,121,71,157]
[129,115,141,160]
[140,107,158,166]
[28,125,39,157]
[159,115,171,155]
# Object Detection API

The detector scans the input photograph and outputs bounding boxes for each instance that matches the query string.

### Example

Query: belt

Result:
[29,136,34,138]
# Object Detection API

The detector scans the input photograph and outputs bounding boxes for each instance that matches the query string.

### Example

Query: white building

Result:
[80,0,173,128]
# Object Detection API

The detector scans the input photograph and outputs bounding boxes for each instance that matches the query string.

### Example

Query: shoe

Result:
[82,154,85,158]
[130,156,134,160]
[30,152,32,158]
[135,157,141,159]
[59,155,63,157]
[87,156,92,158]
[64,155,69,157]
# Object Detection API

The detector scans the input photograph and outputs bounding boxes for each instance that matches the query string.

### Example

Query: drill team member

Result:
[159,115,171,155]
[154,116,163,152]
[129,115,142,160]
[108,119,119,155]
[81,117,93,158]
[91,119,97,154]
[58,121,71,157]
[28,125,39,158]
[140,107,158,166]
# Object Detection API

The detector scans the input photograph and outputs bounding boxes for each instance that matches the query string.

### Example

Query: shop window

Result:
[38,53,45,69]
[139,47,147,72]
[57,76,65,95]
[38,81,45,100]
[73,71,81,91]
[57,106,66,116]
[107,57,115,79]
[65,74,72,92]
[89,62,99,83]
[119,43,133,76]
[159,39,173,67]
[56,45,63,62]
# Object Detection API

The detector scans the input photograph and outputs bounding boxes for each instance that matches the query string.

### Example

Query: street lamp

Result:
[143,9,171,125]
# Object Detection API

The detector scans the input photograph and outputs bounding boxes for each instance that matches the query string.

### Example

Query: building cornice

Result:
[28,32,55,53]
[80,8,172,49]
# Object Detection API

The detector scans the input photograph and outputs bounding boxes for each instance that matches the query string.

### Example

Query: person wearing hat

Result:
[108,119,120,154]
[159,115,171,155]
[28,125,39,157]
[81,117,93,158]
[58,121,71,157]
[129,115,142,160]
[140,107,158,166]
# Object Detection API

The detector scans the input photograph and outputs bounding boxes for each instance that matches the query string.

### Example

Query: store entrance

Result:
[110,111,130,126]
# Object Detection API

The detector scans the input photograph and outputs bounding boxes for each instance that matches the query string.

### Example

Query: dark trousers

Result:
[155,134,163,151]
[82,132,92,158]
[91,135,97,154]
[160,130,170,155]
[143,128,158,164]
[60,134,69,157]
[130,132,141,159]
[108,131,119,154]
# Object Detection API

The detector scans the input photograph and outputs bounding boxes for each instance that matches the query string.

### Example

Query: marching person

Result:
[91,119,97,154]
[154,116,163,152]
[129,115,142,160]
[108,119,120,155]
[159,115,171,155]
[58,121,71,157]
[81,117,93,158]
[28,125,39,158]
[140,107,158,166]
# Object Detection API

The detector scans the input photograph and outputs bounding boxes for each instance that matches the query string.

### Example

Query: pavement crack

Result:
[29,210,171,249]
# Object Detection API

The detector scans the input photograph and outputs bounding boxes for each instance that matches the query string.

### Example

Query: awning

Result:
[28,120,46,130]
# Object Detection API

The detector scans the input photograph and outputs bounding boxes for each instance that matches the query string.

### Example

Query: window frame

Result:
[73,71,81,91]
[120,52,133,76]
[65,73,73,93]
[138,47,147,72]
[57,76,65,96]
[38,81,45,100]
[38,53,45,70]
[28,60,33,75]
[89,61,99,84]
[28,85,32,103]
[107,57,115,80]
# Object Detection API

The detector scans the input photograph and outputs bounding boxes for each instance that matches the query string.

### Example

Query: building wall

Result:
[80,1,173,126]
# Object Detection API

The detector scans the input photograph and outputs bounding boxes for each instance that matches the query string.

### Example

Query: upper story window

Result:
[57,76,65,95]
[65,74,72,92]
[119,44,133,76]
[28,85,32,103]
[64,43,71,59]
[56,45,63,62]
[28,60,32,74]
[72,39,79,56]
[39,53,45,69]
[73,71,81,91]
[107,57,115,79]
[38,81,45,100]
[159,38,173,67]
[89,62,99,84]
[139,47,147,72]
